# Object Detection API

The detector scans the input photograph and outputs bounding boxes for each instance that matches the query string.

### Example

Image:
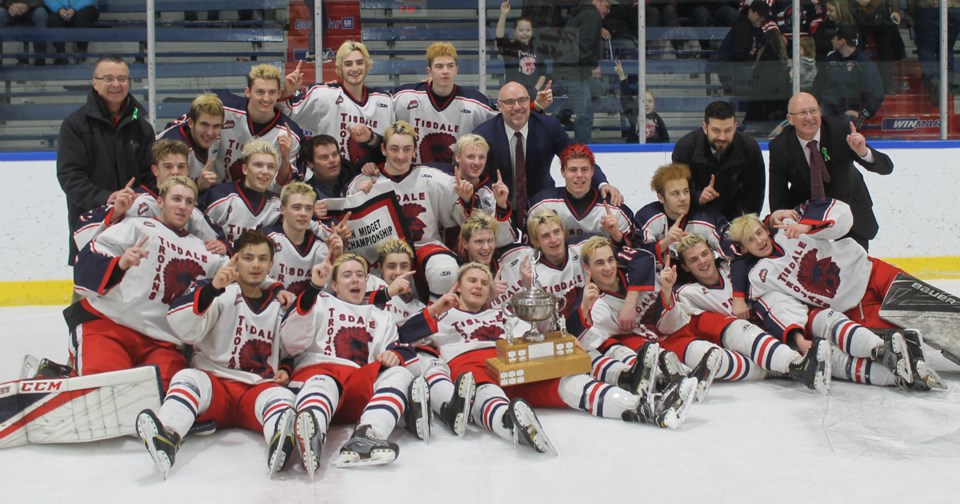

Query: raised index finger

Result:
[604,202,613,216]
[497,169,503,184]
[707,174,716,189]
[136,235,149,248]
[543,80,552,91]
[125,177,136,189]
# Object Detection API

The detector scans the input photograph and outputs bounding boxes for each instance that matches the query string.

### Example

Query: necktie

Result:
[514,131,528,222]
[806,139,831,200]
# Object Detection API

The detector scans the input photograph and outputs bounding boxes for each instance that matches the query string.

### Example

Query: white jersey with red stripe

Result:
[365,275,428,326]
[658,262,736,335]
[745,199,869,312]
[429,307,523,362]
[74,184,226,252]
[156,122,220,180]
[527,187,636,246]
[490,244,586,318]
[345,165,472,248]
[392,82,498,164]
[74,218,230,345]
[200,182,281,244]
[634,202,732,263]
[167,280,287,384]
[280,83,394,164]
[215,92,305,184]
[262,224,330,297]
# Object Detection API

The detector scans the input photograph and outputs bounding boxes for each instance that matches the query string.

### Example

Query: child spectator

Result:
[496,1,546,99]
[614,59,670,143]
[796,35,818,92]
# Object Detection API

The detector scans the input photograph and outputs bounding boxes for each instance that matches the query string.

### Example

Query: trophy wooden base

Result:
[485,331,591,386]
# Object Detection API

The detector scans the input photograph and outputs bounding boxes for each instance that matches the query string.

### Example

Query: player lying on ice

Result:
[727,199,946,391]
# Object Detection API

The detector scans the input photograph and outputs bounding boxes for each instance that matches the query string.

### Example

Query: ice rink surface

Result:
[3,283,960,504]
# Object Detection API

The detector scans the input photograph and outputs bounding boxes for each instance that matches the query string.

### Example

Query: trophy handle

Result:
[503,304,516,318]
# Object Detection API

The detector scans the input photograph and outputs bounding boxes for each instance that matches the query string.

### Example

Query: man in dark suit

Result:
[768,92,893,251]
[472,81,622,222]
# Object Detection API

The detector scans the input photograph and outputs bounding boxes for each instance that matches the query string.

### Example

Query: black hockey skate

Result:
[267,407,296,475]
[503,398,557,455]
[440,372,476,438]
[617,342,660,397]
[657,348,685,389]
[404,375,431,441]
[873,330,913,387]
[295,409,326,481]
[899,329,946,391]
[334,424,400,467]
[788,337,831,394]
[689,346,722,403]
[136,409,182,480]
[19,355,72,379]
[625,376,697,429]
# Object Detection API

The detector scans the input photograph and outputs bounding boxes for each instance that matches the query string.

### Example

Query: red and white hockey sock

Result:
[295,374,340,435]
[602,344,638,366]
[424,360,454,415]
[559,373,640,419]
[831,345,897,386]
[812,309,882,358]
[256,391,295,445]
[721,319,801,373]
[589,349,632,386]
[687,340,766,381]
[358,367,410,439]
[474,383,511,440]
[159,369,212,438]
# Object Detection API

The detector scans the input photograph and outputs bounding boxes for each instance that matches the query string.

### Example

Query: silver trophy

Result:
[502,250,566,343]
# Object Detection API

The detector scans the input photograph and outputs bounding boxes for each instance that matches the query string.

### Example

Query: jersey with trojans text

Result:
[657,261,736,336]
[74,184,227,253]
[262,224,330,296]
[392,82,498,164]
[568,247,661,350]
[156,122,221,181]
[634,202,733,264]
[345,165,473,247]
[527,187,636,246]
[738,199,870,313]
[490,244,586,317]
[280,285,434,371]
[280,83,394,165]
[216,92,305,184]
[200,182,281,244]
[74,218,230,345]
[168,280,287,384]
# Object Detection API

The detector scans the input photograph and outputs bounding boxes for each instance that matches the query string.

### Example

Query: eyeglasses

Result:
[94,76,130,84]
[499,97,530,108]
[788,108,820,117]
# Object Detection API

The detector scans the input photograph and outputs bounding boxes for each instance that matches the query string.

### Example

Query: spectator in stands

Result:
[496,1,547,100]
[44,0,99,65]
[643,0,685,58]
[795,36,818,92]
[56,56,155,266]
[682,0,740,52]
[744,22,790,128]
[717,1,769,97]
[554,0,610,143]
[811,24,884,124]
[813,0,855,59]
[0,0,48,66]
[671,100,765,222]
[852,0,904,95]
[613,59,669,143]
[909,0,960,104]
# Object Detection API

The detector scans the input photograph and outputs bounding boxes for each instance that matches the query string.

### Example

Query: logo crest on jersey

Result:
[797,249,841,298]
[336,96,344,105]
[401,203,427,242]
[334,326,374,365]
[228,158,246,184]
[137,202,150,216]
[758,269,767,282]
[223,120,236,129]
[560,288,578,318]
[229,339,275,378]
[286,279,310,297]
[419,132,456,164]
[468,325,503,343]
[347,137,364,163]
[406,100,419,111]
[161,258,206,304]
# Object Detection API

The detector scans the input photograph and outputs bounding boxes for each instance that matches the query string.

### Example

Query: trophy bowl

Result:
[503,285,559,342]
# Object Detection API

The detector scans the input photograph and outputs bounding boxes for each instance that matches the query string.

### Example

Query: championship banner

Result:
[324,191,414,265]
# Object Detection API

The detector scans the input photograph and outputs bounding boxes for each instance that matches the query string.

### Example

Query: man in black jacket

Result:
[671,101,765,222]
[717,1,769,95]
[554,0,610,143]
[811,24,884,122]
[769,92,893,251]
[56,56,155,264]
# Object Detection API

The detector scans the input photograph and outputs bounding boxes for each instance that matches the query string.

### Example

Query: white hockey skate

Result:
[404,375,431,442]
[136,409,182,480]
[628,376,698,429]
[505,398,557,456]
[267,407,296,475]
[789,337,832,394]
[440,372,476,438]
[334,424,399,468]
[295,409,326,481]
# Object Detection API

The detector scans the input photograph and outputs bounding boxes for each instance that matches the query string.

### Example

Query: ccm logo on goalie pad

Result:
[19,380,63,393]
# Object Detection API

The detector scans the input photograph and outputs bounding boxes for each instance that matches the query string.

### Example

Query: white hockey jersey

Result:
[280,83,394,164]
[634,202,732,263]
[658,262,736,336]
[392,82,498,164]
[168,280,288,384]
[262,224,330,296]
[73,184,227,253]
[156,122,221,181]
[365,275,428,326]
[200,182,281,244]
[345,165,472,247]
[216,92,305,184]
[429,307,517,362]
[527,187,636,246]
[74,218,230,345]
[491,244,586,318]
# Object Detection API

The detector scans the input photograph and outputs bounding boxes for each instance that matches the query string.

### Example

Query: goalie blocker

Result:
[0,366,162,448]
[880,273,960,366]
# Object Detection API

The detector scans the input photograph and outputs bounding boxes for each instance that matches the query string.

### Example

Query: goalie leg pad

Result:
[879,273,960,365]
